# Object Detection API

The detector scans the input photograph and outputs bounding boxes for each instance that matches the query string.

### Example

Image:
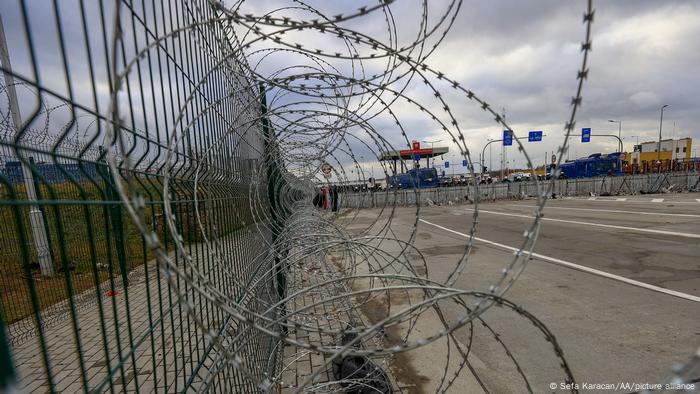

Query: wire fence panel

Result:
[0,1,281,392]
[340,172,700,208]
[2,1,699,393]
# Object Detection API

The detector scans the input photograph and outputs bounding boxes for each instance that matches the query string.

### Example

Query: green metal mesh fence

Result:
[0,1,285,392]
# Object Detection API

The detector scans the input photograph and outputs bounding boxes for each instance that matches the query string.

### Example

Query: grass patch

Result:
[0,175,260,326]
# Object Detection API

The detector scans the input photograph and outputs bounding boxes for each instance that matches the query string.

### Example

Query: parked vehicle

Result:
[508,172,532,182]
[438,176,453,187]
[558,152,624,179]
[388,167,440,189]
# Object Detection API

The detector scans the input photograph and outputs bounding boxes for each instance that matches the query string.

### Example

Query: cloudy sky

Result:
[2,0,698,176]
[239,0,700,173]
[423,0,700,169]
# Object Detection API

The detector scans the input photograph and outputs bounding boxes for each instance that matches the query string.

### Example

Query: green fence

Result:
[0,1,286,392]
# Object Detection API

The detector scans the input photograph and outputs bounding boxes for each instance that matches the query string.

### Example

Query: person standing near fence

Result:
[331,185,339,212]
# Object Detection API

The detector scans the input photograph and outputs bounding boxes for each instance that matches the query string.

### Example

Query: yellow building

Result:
[630,137,692,165]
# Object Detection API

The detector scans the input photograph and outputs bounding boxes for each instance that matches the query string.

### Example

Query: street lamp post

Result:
[658,105,669,161]
[501,109,506,181]
[486,138,494,175]
[608,119,622,152]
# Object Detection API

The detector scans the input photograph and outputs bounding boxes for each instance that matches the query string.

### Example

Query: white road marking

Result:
[587,197,596,200]
[565,197,699,204]
[419,219,700,304]
[463,208,700,239]
[651,198,664,203]
[506,204,700,218]
[696,199,700,204]
[615,198,627,201]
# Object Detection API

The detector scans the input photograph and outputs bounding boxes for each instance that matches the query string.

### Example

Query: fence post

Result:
[97,147,128,287]
[260,82,287,334]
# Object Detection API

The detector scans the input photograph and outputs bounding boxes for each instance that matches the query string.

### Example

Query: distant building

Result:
[629,137,692,165]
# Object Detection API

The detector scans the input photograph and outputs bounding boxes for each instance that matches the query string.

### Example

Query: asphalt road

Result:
[423,193,700,296]
[352,193,700,393]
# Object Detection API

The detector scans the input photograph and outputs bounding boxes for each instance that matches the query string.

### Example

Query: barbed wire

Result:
[102,1,596,392]
[3,0,695,392]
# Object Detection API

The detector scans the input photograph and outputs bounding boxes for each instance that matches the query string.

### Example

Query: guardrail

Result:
[339,172,700,208]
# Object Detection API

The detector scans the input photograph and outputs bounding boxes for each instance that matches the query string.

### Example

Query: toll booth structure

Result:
[379,146,449,175]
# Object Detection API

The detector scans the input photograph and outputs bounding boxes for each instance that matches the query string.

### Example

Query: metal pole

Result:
[500,142,505,181]
[672,121,675,140]
[608,120,623,152]
[481,141,494,176]
[616,122,621,151]
[0,15,54,276]
[658,105,668,161]
[482,136,529,178]
[501,109,506,181]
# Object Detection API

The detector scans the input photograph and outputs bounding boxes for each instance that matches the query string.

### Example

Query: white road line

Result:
[565,198,699,204]
[463,208,700,239]
[651,198,664,203]
[506,204,700,218]
[615,198,627,201]
[696,199,700,204]
[419,219,700,304]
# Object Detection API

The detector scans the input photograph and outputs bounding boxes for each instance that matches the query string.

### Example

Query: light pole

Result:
[658,105,669,161]
[0,16,54,276]
[487,138,494,175]
[501,109,507,181]
[608,119,622,152]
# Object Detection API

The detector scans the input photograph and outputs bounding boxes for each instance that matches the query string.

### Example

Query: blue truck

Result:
[388,167,440,189]
[558,152,624,179]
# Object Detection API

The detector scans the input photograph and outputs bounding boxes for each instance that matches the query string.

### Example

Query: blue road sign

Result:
[582,128,591,143]
[503,129,513,146]
[528,130,543,142]
[444,161,449,168]
[413,153,421,161]
[462,159,468,167]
